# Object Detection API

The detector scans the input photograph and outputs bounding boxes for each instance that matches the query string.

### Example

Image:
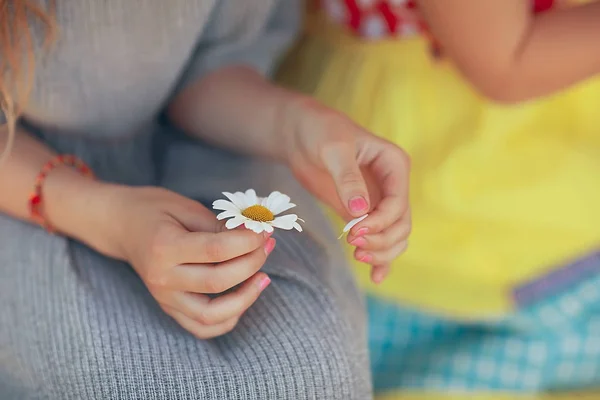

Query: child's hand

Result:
[283,99,411,283]
[103,186,274,339]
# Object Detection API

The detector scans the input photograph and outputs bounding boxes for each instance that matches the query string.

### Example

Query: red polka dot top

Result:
[320,0,557,39]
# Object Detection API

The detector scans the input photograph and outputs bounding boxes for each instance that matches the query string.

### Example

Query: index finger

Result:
[354,143,410,234]
[172,229,267,264]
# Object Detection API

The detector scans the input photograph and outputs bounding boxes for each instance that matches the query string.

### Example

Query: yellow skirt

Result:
[277,13,600,319]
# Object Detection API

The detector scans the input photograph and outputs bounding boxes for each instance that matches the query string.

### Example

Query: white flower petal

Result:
[216,210,239,220]
[223,192,248,210]
[244,220,264,233]
[262,223,274,233]
[292,222,303,232]
[337,214,369,239]
[244,189,259,206]
[265,191,291,212]
[225,216,246,230]
[212,199,240,212]
[273,202,297,215]
[271,214,299,230]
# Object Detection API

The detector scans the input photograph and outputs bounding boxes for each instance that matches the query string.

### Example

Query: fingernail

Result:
[355,227,369,237]
[349,196,368,213]
[264,238,276,256]
[258,276,271,291]
[358,253,372,263]
[350,237,367,247]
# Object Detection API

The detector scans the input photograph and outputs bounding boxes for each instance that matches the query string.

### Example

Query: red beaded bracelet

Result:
[29,154,95,232]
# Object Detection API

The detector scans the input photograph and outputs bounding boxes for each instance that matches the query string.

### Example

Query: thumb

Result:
[322,144,370,217]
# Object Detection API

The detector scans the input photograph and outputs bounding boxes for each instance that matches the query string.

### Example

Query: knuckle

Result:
[203,236,225,261]
[148,228,174,261]
[203,276,227,294]
[191,328,214,340]
[192,308,213,325]
[145,267,169,289]
[398,148,411,169]
[401,222,413,238]
[223,318,239,334]
[339,169,363,186]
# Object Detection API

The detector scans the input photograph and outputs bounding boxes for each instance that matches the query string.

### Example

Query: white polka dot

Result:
[579,282,599,302]
[324,0,347,23]
[527,342,548,364]
[399,23,418,37]
[559,297,581,316]
[562,337,581,355]
[557,362,577,380]
[423,375,444,388]
[539,306,565,326]
[500,365,520,386]
[452,354,472,372]
[588,318,600,332]
[505,339,525,358]
[522,371,541,389]
[477,359,496,380]
[356,0,377,7]
[447,381,469,392]
[579,362,598,381]
[584,337,600,353]
[360,15,387,39]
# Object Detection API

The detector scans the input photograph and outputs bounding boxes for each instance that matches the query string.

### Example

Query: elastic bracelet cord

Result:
[29,154,95,233]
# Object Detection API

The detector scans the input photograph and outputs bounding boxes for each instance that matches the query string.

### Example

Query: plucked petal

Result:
[212,199,239,212]
[337,214,369,239]
[293,222,303,232]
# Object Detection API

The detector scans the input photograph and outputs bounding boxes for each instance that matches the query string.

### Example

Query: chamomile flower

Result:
[212,189,303,234]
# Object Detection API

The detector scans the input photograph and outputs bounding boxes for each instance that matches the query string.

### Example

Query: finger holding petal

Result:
[337,214,368,239]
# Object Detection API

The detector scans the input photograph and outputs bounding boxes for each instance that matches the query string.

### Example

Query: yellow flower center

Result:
[241,205,274,222]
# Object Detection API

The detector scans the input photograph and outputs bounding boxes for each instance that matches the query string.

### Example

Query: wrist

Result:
[277,94,318,165]
[43,169,128,259]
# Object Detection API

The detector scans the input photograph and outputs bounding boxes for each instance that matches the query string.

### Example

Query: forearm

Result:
[167,66,304,162]
[507,2,600,100]
[420,0,600,102]
[0,128,120,255]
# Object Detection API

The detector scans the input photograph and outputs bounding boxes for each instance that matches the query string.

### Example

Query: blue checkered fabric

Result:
[368,267,600,393]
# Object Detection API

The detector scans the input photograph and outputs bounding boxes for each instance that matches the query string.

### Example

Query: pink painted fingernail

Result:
[355,227,369,237]
[258,276,271,291]
[264,238,276,256]
[349,196,368,213]
[358,253,372,263]
[350,237,367,247]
